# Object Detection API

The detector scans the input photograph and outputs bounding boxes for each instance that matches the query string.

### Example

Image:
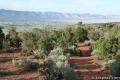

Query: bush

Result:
[37,76,47,80]
[56,27,88,49]
[20,27,88,56]
[20,31,39,55]
[92,37,119,61]
[0,27,5,49]
[68,45,82,56]
[88,31,103,41]
[20,28,56,56]
[0,70,11,76]
[92,50,103,60]
[56,28,75,49]
[74,27,88,42]
[2,40,16,52]
[12,59,39,70]
[39,47,77,80]
[6,27,21,48]
[108,60,120,77]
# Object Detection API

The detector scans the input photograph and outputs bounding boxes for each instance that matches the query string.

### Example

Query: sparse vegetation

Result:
[1,22,120,79]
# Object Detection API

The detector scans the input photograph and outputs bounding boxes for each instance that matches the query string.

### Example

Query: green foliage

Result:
[20,28,56,56]
[20,32,35,56]
[0,27,19,52]
[102,23,116,30]
[0,70,11,76]
[36,28,56,55]
[68,45,82,56]
[57,28,75,49]
[39,47,77,80]
[12,59,39,70]
[37,76,47,80]
[5,27,21,48]
[107,60,120,77]
[114,50,120,61]
[88,31,102,41]
[92,26,120,61]
[2,41,14,52]
[20,27,88,56]
[57,27,88,49]
[74,27,88,42]
[93,37,119,60]
[0,27,5,49]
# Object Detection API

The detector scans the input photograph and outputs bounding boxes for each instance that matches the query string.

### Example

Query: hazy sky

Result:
[0,0,119,15]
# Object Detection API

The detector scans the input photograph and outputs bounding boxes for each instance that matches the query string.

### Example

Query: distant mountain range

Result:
[0,9,120,22]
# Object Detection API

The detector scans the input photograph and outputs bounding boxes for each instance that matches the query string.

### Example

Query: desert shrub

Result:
[6,27,21,48]
[20,27,88,56]
[88,31,103,41]
[36,76,47,80]
[36,32,55,55]
[21,28,56,56]
[102,23,116,30]
[12,59,39,70]
[118,40,120,47]
[92,26,120,60]
[0,70,11,76]
[48,47,64,56]
[0,27,5,49]
[73,27,88,42]
[92,37,119,61]
[57,27,88,49]
[2,41,14,52]
[107,60,120,77]
[92,50,102,59]
[68,45,82,56]
[20,32,35,56]
[84,40,91,46]
[39,47,77,80]
[56,27,76,50]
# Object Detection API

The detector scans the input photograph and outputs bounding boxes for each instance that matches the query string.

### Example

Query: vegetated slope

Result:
[1,9,120,22]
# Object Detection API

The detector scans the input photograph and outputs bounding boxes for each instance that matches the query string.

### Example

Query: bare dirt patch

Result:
[0,51,40,80]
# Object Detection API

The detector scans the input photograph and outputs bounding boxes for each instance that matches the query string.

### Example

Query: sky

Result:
[0,0,120,15]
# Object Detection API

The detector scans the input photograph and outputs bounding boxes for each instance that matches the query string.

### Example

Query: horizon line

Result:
[1,8,120,16]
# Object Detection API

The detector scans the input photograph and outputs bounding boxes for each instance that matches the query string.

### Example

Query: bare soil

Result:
[70,43,109,80]
[0,51,40,80]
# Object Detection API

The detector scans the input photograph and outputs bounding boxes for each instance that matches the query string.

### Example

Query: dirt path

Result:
[70,43,102,80]
[0,43,105,80]
[0,51,40,80]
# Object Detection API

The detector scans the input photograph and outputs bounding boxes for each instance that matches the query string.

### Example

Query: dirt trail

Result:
[0,52,40,80]
[70,43,102,80]
[0,43,106,80]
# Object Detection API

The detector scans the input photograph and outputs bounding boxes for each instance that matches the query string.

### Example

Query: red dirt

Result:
[0,71,40,80]
[0,51,40,80]
[70,43,103,80]
[0,43,108,80]
[77,43,88,47]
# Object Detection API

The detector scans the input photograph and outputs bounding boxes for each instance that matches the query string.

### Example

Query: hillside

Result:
[0,9,120,22]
